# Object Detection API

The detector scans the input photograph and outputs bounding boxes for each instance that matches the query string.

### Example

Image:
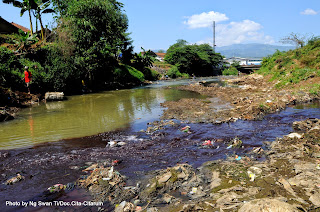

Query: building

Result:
[140,51,166,62]
[223,57,262,66]
[0,16,30,34]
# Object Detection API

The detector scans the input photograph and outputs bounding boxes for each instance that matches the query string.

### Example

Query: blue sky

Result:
[1,0,320,52]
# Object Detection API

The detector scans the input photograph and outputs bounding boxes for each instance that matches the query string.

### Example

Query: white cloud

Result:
[301,8,318,15]
[197,20,274,46]
[184,11,229,29]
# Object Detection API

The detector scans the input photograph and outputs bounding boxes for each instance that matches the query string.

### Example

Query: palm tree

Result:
[33,0,55,40]
[2,0,37,36]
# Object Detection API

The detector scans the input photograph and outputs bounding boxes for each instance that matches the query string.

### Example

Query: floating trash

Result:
[48,184,65,193]
[235,155,242,161]
[181,126,191,133]
[5,173,25,185]
[202,140,212,146]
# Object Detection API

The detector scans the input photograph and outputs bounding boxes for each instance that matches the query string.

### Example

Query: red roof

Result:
[155,53,166,58]
[11,22,30,33]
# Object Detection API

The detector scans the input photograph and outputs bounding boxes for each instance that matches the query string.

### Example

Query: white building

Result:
[223,57,262,66]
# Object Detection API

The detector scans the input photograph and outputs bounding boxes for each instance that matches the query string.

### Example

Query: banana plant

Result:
[33,0,55,40]
[2,0,37,36]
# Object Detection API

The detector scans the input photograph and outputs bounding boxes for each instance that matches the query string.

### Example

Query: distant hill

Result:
[216,43,294,58]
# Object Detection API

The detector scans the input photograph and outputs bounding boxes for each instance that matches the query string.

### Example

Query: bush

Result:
[222,66,238,75]
[0,47,24,90]
[141,67,160,81]
[167,66,182,78]
[113,65,145,83]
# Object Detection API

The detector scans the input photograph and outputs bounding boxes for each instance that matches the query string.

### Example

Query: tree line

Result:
[1,0,225,95]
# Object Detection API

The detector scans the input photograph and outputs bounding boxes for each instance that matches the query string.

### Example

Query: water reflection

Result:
[0,87,204,149]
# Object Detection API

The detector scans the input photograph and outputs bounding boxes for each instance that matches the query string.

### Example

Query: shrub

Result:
[113,65,145,83]
[222,66,238,75]
[167,66,182,78]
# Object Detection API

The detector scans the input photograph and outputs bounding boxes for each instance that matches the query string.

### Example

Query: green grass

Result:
[309,83,320,95]
[255,40,320,90]
[222,66,238,75]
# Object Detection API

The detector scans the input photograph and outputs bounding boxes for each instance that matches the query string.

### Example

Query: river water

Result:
[0,78,221,150]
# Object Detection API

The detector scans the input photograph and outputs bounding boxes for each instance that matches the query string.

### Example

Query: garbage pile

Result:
[78,165,138,206]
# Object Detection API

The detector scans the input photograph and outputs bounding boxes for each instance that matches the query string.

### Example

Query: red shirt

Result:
[24,70,32,83]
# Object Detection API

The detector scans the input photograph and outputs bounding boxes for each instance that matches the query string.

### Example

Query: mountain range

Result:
[215,43,295,58]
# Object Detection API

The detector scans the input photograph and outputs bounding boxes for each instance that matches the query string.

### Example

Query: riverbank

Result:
[161,74,319,124]
[80,118,320,211]
[0,87,41,121]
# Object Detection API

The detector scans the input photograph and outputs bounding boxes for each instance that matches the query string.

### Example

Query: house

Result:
[154,53,165,62]
[223,57,262,66]
[140,51,166,62]
[0,16,30,34]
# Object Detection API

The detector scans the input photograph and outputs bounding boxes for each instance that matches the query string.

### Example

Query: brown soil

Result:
[161,74,319,123]
[0,87,41,121]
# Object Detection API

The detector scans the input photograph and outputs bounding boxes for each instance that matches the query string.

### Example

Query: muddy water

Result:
[1,78,320,211]
[0,78,222,150]
[1,99,319,211]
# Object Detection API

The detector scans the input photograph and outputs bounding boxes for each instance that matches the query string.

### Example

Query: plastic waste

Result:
[227,145,233,149]
[108,166,114,178]
[107,141,117,147]
[189,187,198,194]
[247,171,256,181]
[112,159,122,166]
[317,164,320,170]
[181,126,191,133]
[202,140,212,146]
[181,126,190,131]
[47,184,65,193]
[235,155,242,161]
[5,173,25,185]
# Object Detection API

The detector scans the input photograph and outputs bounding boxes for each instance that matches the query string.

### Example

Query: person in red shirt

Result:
[24,66,32,94]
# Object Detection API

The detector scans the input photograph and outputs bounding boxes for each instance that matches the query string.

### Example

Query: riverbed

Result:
[1,77,320,211]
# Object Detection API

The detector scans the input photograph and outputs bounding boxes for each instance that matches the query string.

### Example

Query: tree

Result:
[165,40,223,76]
[3,0,37,35]
[280,33,308,48]
[55,0,133,87]
[33,0,55,40]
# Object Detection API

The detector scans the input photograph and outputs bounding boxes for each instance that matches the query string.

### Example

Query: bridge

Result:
[238,65,261,74]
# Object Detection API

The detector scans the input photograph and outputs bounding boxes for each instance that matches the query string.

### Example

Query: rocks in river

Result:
[5,173,25,185]
[238,198,301,212]
[293,118,320,132]
[0,109,14,122]
[45,92,65,101]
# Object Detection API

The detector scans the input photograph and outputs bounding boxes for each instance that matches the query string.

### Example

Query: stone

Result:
[309,192,320,207]
[147,208,159,212]
[158,172,172,184]
[210,171,221,189]
[115,201,135,212]
[278,178,296,196]
[45,92,65,101]
[238,198,301,212]
[286,133,303,139]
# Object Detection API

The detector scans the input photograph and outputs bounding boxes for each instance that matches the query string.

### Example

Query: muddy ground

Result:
[0,87,41,121]
[161,74,319,124]
[1,74,320,211]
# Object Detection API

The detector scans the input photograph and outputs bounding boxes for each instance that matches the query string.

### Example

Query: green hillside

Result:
[256,38,320,94]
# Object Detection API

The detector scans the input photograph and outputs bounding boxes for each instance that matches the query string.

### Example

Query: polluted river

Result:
[1,77,320,211]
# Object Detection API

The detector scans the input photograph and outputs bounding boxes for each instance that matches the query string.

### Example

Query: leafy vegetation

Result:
[165,40,223,77]
[1,0,160,95]
[256,36,320,93]
[222,66,238,75]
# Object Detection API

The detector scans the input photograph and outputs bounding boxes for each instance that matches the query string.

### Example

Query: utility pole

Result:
[213,21,216,52]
